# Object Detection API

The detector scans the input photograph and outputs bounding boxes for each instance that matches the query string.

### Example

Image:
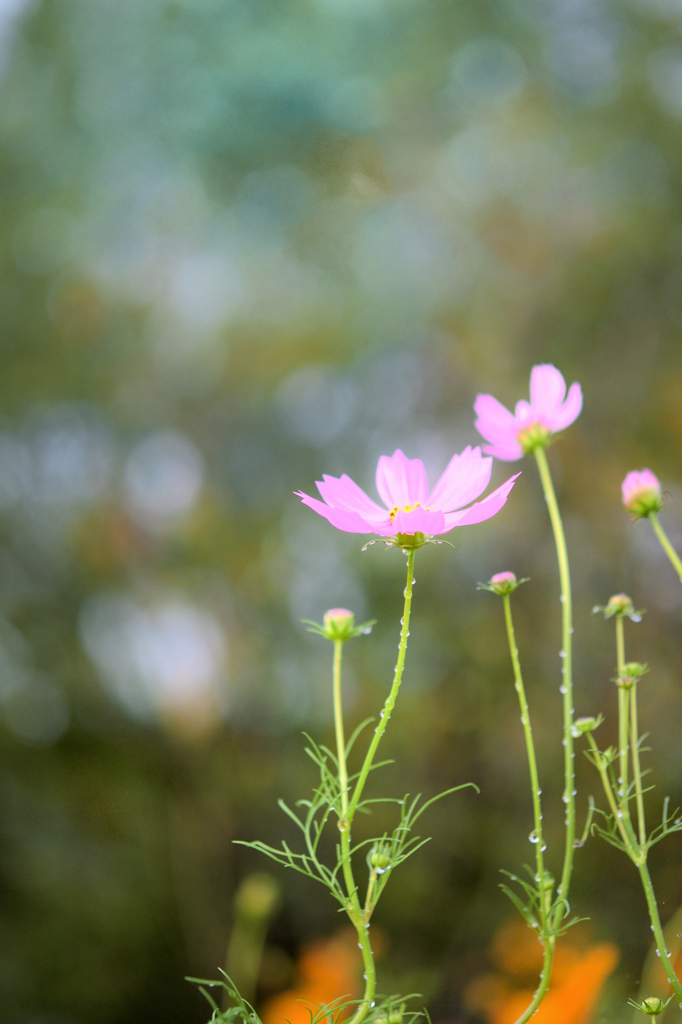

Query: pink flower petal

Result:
[316,473,387,519]
[295,491,383,533]
[443,473,521,528]
[474,394,518,448]
[386,506,446,536]
[514,399,534,424]
[548,381,583,431]
[375,450,428,509]
[427,445,492,511]
[529,364,567,420]
[481,441,524,462]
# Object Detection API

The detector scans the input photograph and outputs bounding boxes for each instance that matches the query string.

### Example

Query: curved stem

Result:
[502,592,555,1024]
[502,595,547,903]
[637,860,682,1004]
[343,551,415,1024]
[512,942,556,1024]
[333,640,376,1024]
[534,447,575,925]
[347,550,415,824]
[650,512,682,582]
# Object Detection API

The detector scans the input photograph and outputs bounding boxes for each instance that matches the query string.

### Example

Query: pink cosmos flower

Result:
[296,447,520,538]
[474,364,583,461]
[621,469,663,517]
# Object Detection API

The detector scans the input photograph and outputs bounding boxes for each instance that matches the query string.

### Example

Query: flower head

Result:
[622,469,664,518]
[478,571,529,595]
[474,364,583,461]
[295,447,520,546]
[302,608,376,642]
[593,593,643,622]
[628,996,673,1016]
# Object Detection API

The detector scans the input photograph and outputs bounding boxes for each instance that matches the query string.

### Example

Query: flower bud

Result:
[368,843,391,872]
[616,661,648,689]
[622,469,664,518]
[375,1004,405,1024]
[324,608,355,635]
[571,716,601,737]
[302,610,376,643]
[479,572,528,595]
[638,996,672,1015]
[604,593,635,618]
[594,594,644,622]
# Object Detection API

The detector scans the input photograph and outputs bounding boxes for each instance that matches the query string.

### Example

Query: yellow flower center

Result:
[389,502,431,521]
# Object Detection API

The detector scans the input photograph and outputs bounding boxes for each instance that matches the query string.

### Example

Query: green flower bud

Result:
[631,995,673,1015]
[616,662,648,689]
[571,715,601,737]
[368,843,391,872]
[302,609,376,643]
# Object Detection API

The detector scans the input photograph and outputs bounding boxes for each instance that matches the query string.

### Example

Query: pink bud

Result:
[486,571,526,595]
[323,608,355,631]
[622,469,663,518]
[491,572,517,588]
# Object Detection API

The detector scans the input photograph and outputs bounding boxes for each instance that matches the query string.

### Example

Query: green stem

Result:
[534,446,575,925]
[512,943,556,1024]
[502,593,555,1024]
[333,640,357,907]
[333,640,376,1024]
[630,684,647,848]
[637,860,682,1004]
[615,617,630,825]
[347,550,415,824]
[343,551,415,1024]
[502,595,547,907]
[650,512,682,582]
[586,734,634,851]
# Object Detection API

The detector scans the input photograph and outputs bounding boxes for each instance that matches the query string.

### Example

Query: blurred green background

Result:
[1,0,682,1021]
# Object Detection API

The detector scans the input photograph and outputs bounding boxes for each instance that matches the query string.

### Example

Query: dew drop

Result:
[529,830,540,844]
[559,650,567,659]
[560,685,567,694]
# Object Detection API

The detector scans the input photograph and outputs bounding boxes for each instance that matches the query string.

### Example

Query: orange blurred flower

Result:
[261,931,362,1024]
[464,921,618,1024]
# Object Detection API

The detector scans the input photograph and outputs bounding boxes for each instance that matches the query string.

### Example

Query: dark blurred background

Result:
[1,0,682,1021]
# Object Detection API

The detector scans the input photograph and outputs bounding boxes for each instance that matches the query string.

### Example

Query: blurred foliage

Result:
[1,0,682,1022]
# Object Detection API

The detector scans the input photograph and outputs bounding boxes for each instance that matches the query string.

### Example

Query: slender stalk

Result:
[333,640,376,1024]
[333,640,357,905]
[347,550,415,824]
[630,684,647,848]
[615,617,630,825]
[650,512,682,582]
[502,595,546,898]
[534,446,575,922]
[341,551,416,1024]
[637,860,682,1004]
[588,634,682,1005]
[586,734,633,851]
[513,943,555,1024]
[502,593,556,1024]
